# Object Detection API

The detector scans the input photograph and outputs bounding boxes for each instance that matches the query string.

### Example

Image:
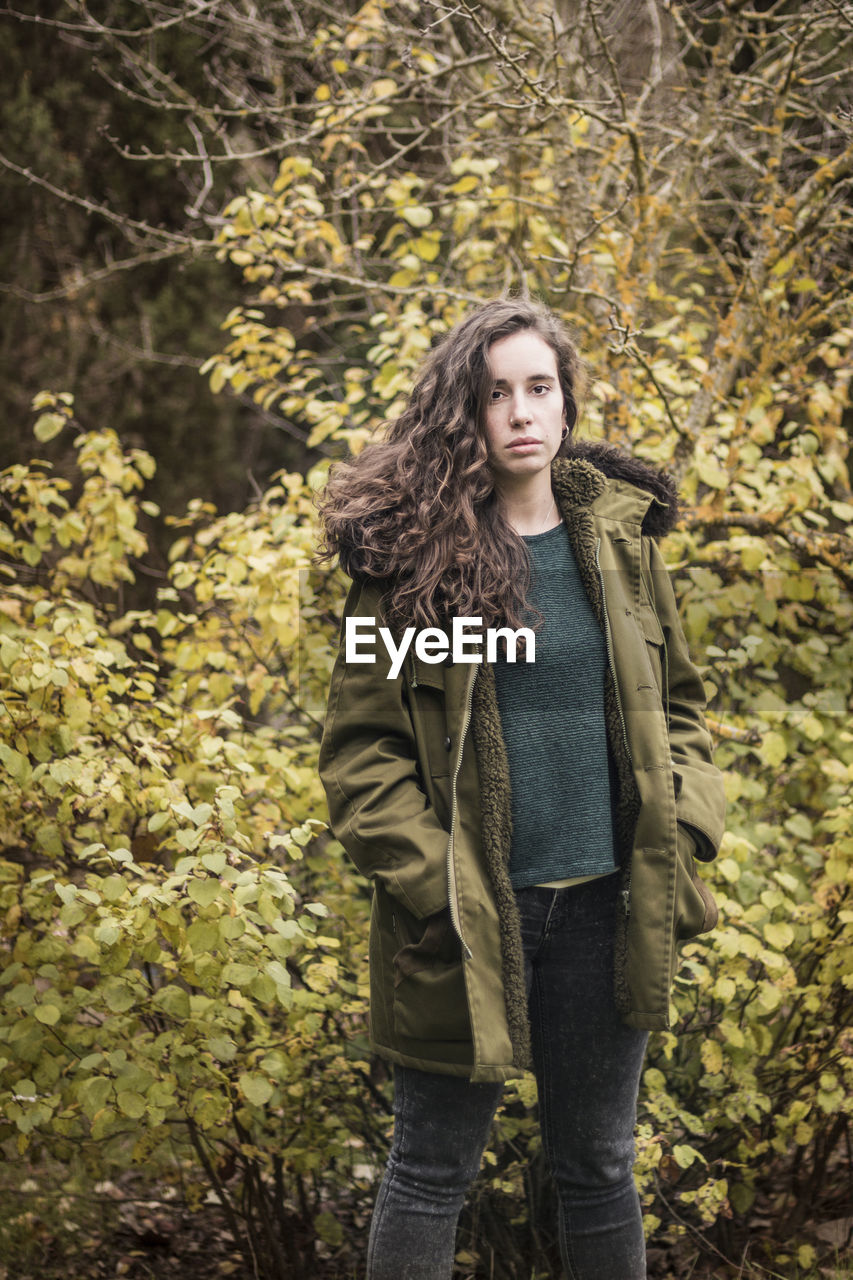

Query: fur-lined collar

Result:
[553,440,679,538]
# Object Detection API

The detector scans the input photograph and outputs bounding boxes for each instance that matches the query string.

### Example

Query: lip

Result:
[507,437,541,450]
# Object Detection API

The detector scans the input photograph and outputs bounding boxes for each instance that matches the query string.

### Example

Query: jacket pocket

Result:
[409,661,451,781]
[382,890,470,1042]
[674,827,719,939]
[638,603,665,696]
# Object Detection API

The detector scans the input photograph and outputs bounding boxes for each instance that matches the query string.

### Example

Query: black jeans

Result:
[366,873,649,1279]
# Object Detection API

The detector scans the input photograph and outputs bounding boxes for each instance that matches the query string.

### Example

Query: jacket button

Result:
[444,736,452,751]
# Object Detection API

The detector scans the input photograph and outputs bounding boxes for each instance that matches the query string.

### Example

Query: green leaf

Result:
[187,878,221,907]
[102,980,137,1013]
[33,1004,61,1026]
[264,960,291,990]
[186,919,219,952]
[116,1090,147,1118]
[101,875,128,903]
[35,823,64,857]
[176,828,204,851]
[0,743,31,784]
[239,1073,274,1106]
[314,1210,344,1246]
[205,1036,237,1061]
[221,962,256,988]
[77,1053,105,1071]
[153,986,190,1019]
[78,1076,112,1118]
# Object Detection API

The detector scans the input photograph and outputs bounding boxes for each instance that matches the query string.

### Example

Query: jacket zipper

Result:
[445,664,476,959]
[596,539,634,920]
[659,608,670,728]
[595,537,632,767]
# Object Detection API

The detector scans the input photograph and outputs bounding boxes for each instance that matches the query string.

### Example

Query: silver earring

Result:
[561,425,568,441]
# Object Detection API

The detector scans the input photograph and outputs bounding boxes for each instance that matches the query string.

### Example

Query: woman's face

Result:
[483,329,566,489]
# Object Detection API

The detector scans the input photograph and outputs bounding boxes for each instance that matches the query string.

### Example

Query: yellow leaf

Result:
[697,457,729,489]
[764,921,794,950]
[720,1019,745,1048]
[412,235,440,262]
[401,206,432,228]
[771,252,795,277]
[761,732,788,767]
[713,976,736,1002]
[369,78,397,100]
[701,1040,724,1075]
[672,1143,700,1169]
[757,982,782,1011]
[388,268,418,288]
[34,412,66,442]
[801,714,823,742]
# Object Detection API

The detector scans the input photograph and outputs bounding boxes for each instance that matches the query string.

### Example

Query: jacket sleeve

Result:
[645,538,727,861]
[318,580,450,919]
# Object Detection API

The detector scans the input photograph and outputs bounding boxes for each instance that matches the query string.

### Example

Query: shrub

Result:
[0,400,377,1277]
[3,387,851,1278]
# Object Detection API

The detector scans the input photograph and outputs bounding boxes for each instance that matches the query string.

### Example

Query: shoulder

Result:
[340,575,389,619]
[553,440,680,538]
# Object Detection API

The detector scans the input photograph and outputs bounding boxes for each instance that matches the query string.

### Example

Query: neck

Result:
[497,476,561,537]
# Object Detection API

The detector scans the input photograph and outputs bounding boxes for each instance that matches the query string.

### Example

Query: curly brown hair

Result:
[317,298,586,631]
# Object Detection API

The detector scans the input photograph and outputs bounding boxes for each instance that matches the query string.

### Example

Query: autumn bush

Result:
[2,376,851,1277]
[0,404,380,1277]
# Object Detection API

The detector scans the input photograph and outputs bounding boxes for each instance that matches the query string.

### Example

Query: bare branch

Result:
[184,119,215,218]
[0,246,193,303]
[0,152,209,249]
[1,2,222,39]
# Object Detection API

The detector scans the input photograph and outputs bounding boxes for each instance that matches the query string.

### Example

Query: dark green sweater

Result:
[493,522,617,890]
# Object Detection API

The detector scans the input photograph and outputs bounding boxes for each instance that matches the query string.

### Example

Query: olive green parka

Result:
[319,444,726,1083]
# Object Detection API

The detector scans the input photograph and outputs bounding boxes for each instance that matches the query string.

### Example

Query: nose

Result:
[509,391,531,425]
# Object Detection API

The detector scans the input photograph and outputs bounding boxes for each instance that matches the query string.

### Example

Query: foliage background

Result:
[1,1,851,1277]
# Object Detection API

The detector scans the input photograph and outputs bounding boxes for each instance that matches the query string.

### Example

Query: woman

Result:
[318,299,725,1279]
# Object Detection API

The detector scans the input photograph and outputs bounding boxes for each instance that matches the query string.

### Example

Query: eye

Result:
[489,387,506,401]
[531,383,551,395]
